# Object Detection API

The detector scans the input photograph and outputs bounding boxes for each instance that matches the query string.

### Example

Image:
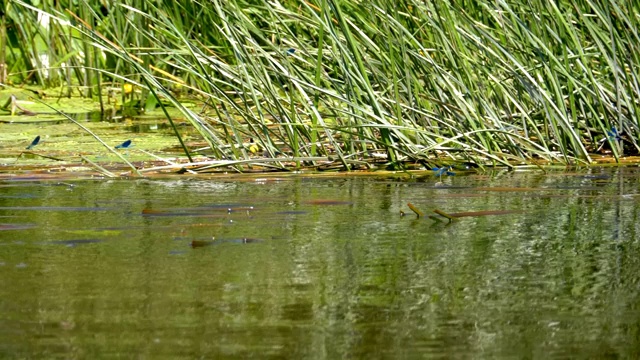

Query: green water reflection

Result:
[0,170,639,358]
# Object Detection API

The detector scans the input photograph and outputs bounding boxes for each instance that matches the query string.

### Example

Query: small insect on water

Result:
[607,127,622,142]
[115,140,132,149]
[596,127,624,153]
[26,135,40,150]
[432,166,455,186]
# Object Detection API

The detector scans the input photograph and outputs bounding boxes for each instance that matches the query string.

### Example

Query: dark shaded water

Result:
[1,169,639,358]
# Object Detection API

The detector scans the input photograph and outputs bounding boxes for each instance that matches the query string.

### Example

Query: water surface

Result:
[1,169,639,358]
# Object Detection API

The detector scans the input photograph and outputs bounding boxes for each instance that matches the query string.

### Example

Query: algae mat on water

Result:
[0,91,205,176]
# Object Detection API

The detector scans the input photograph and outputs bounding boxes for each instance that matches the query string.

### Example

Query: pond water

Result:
[1,169,639,358]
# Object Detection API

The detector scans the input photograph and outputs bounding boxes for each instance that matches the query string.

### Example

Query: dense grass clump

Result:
[7,0,640,169]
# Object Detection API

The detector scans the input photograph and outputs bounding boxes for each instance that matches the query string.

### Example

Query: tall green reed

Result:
[9,0,640,168]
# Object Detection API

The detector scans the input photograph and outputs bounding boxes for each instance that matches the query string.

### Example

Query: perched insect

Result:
[432,166,455,177]
[285,48,296,55]
[26,135,40,150]
[596,127,624,152]
[607,127,622,142]
[432,166,455,186]
[115,140,132,149]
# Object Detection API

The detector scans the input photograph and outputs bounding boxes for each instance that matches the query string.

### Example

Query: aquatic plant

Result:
[7,0,640,169]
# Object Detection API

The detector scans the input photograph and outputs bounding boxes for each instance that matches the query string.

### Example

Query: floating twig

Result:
[407,202,424,218]
[15,151,65,164]
[80,155,117,178]
[428,215,447,223]
[433,209,456,222]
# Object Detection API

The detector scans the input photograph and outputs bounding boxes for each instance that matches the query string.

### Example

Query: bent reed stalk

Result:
[11,0,640,169]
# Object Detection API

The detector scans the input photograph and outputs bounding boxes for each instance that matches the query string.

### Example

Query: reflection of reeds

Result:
[10,0,640,166]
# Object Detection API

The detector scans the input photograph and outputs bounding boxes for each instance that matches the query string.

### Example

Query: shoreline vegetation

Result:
[2,0,640,175]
